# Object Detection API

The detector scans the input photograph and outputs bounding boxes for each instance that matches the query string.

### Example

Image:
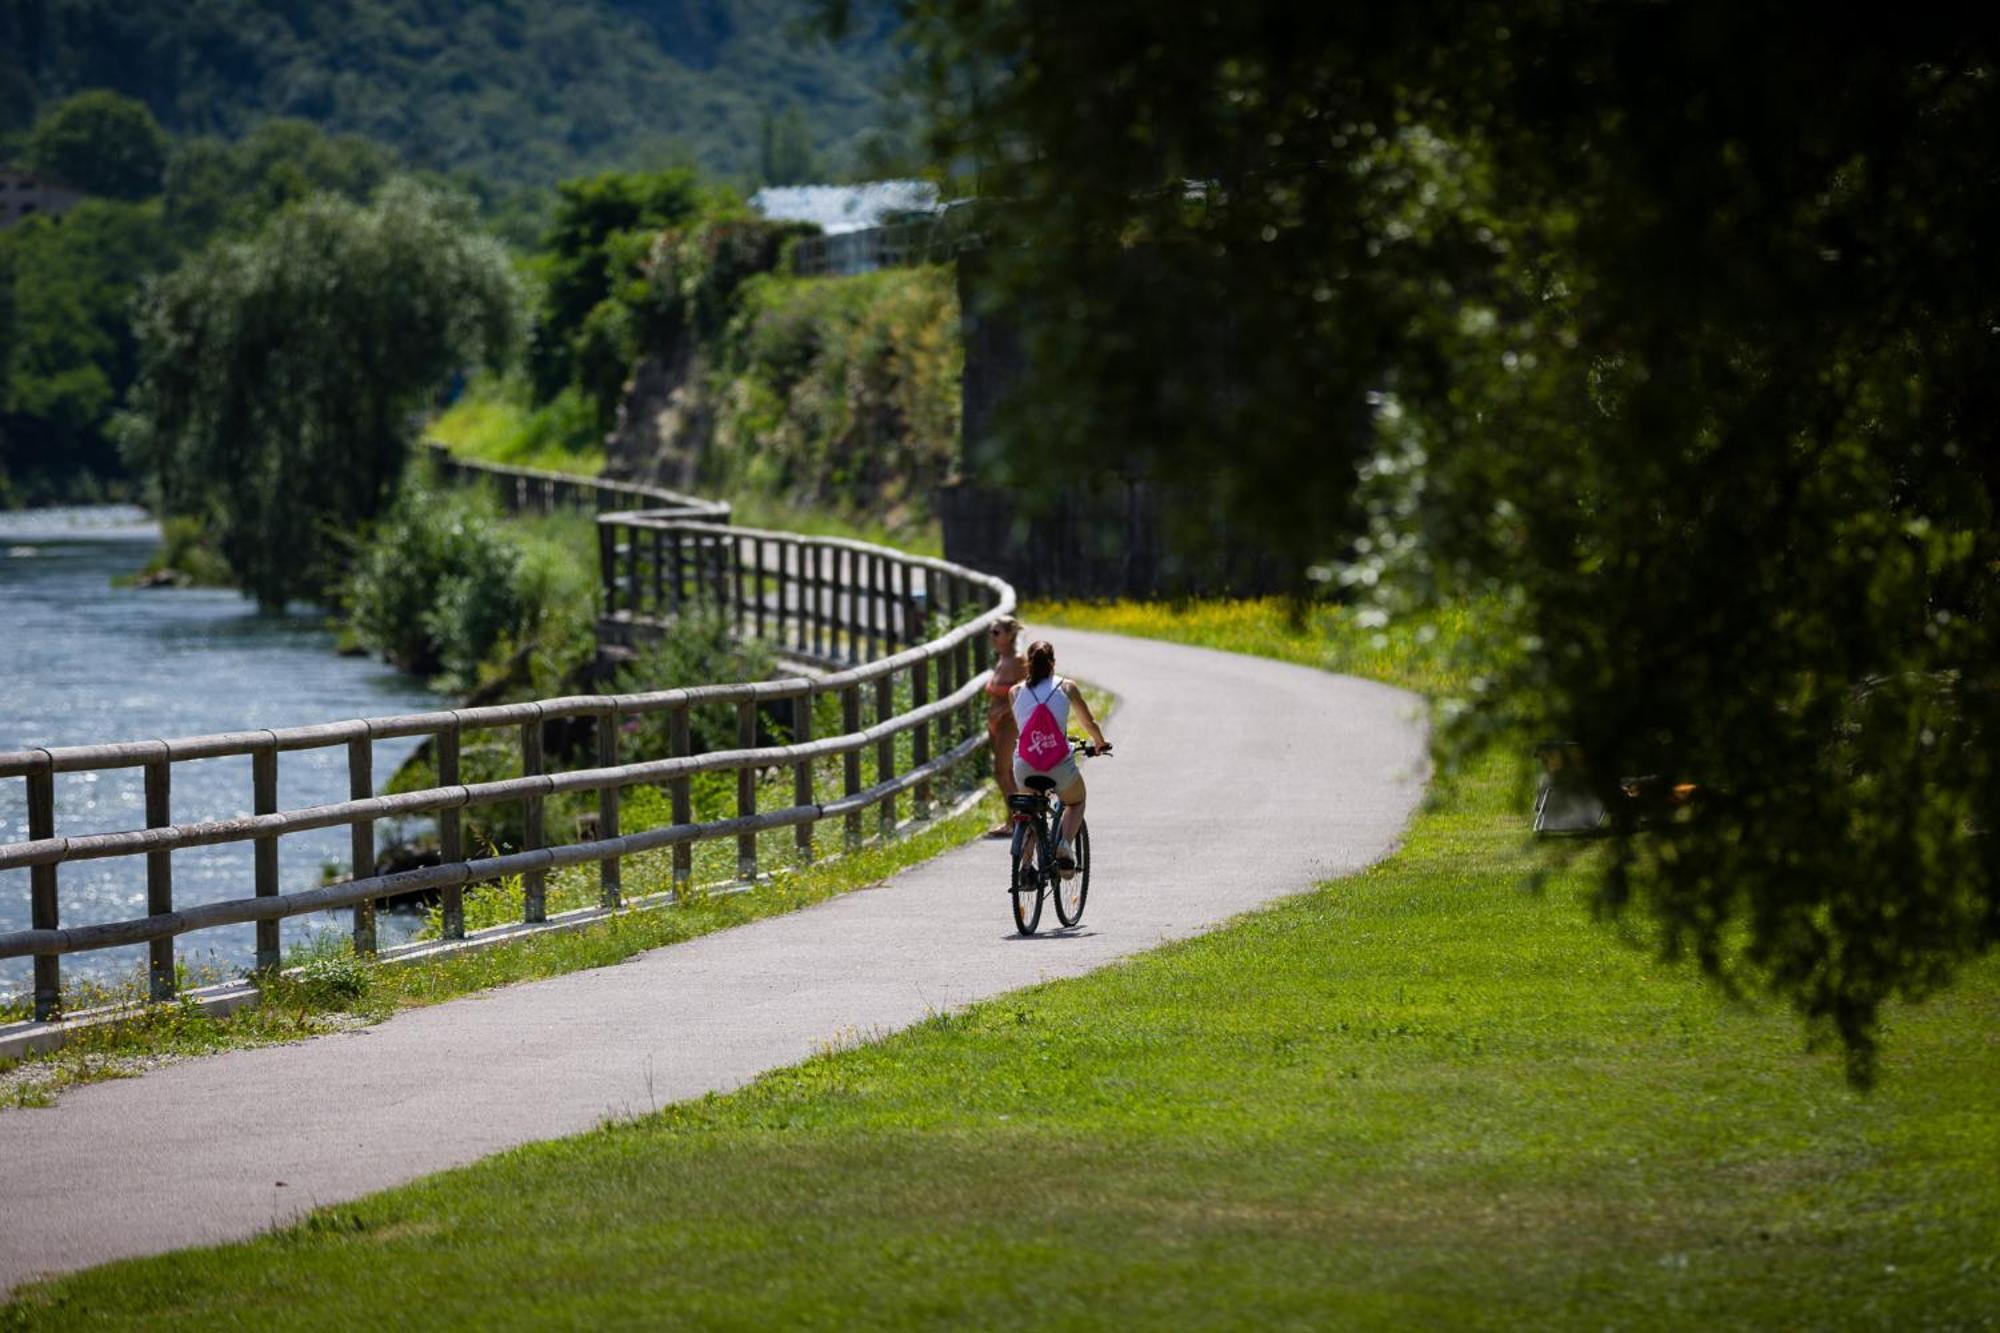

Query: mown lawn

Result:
[7,604,1995,1329]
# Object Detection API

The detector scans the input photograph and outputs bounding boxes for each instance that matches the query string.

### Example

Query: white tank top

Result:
[1012,676,1070,733]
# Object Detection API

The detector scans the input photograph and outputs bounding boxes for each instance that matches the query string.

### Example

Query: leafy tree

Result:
[162,119,400,243]
[22,89,167,199]
[0,199,174,490]
[888,0,2000,1081]
[123,180,522,608]
[529,168,705,415]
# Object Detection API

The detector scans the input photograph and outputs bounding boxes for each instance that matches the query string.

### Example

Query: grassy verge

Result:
[427,376,607,475]
[1034,595,1481,699]
[10,603,1993,1327]
[723,489,941,557]
[0,785,1001,1113]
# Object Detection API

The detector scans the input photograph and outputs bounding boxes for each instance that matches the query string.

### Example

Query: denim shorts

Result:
[1012,750,1082,794]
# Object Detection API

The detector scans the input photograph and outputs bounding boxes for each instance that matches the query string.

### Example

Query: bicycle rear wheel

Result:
[1054,821,1090,927]
[1010,822,1044,935]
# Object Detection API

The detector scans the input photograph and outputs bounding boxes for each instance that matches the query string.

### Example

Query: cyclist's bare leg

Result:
[1057,775,1086,846]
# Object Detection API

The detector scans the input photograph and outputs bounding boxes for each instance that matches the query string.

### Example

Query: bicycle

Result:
[1007,738,1109,934]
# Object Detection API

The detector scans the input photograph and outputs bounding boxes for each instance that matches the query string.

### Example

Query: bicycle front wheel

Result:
[1054,821,1090,927]
[1010,825,1044,935]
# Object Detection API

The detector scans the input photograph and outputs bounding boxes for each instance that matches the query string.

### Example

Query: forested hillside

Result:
[0,1,903,191]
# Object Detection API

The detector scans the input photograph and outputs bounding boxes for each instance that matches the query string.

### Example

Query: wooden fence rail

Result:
[0,459,1012,1023]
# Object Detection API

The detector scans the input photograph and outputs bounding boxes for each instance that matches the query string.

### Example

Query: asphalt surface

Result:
[0,627,1428,1291]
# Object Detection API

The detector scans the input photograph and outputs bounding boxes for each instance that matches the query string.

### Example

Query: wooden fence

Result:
[422,443,726,521]
[0,462,1014,1024]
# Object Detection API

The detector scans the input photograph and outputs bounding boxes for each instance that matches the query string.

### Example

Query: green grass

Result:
[428,378,607,476]
[724,489,942,557]
[0,775,1000,1113]
[10,600,1994,1327]
[1035,595,1482,699]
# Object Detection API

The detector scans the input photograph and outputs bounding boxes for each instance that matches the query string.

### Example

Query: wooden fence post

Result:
[438,719,464,940]
[522,709,545,924]
[895,560,913,651]
[733,535,748,638]
[736,701,758,881]
[876,674,897,838]
[349,733,376,956]
[935,634,957,754]
[754,538,769,642]
[651,528,666,619]
[866,555,882,660]
[253,737,279,970]
[814,545,831,660]
[623,523,640,620]
[599,522,618,619]
[599,706,622,909]
[27,760,58,1021]
[793,692,815,865]
[912,657,932,819]
[671,704,693,895]
[961,590,980,742]
[145,753,174,1001]
[668,528,684,614]
[842,685,863,849]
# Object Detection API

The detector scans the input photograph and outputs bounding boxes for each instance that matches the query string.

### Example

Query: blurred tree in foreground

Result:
[123,180,522,608]
[889,0,2000,1081]
[21,89,168,199]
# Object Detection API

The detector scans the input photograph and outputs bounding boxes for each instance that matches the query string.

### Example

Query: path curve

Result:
[0,629,1428,1290]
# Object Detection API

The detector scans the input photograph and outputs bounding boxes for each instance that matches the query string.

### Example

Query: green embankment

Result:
[9,601,1993,1327]
[432,262,957,555]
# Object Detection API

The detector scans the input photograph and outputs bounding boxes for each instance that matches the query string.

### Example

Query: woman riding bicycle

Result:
[1009,639,1110,871]
[982,615,1028,838]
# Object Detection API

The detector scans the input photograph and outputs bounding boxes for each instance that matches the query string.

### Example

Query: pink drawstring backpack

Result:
[1015,681,1071,772]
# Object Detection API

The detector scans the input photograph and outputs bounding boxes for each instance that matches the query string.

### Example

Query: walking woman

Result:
[983,615,1028,837]
[1009,639,1110,870]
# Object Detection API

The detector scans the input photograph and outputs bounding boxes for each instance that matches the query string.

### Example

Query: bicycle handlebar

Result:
[1070,736,1113,758]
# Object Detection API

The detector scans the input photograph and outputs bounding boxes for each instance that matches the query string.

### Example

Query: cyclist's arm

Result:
[1063,682,1109,749]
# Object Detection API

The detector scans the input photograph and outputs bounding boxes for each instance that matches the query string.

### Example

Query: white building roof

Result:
[749,181,940,235]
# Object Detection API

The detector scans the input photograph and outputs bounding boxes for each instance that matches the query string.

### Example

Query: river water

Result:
[0,507,443,1005]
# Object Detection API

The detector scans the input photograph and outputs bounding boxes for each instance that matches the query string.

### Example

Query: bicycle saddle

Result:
[1021,775,1059,792]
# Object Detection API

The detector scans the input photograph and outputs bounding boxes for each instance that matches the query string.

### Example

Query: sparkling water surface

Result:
[0,508,444,1003]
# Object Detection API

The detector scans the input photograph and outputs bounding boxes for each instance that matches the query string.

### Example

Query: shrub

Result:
[613,606,779,758]
[345,480,525,687]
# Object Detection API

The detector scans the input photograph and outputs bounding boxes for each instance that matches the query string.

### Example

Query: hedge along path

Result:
[0,627,1428,1292]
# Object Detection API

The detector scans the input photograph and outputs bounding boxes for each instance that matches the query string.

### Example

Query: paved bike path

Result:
[0,628,1429,1291]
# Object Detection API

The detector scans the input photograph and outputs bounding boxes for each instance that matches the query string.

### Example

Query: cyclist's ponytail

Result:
[1026,640,1055,684]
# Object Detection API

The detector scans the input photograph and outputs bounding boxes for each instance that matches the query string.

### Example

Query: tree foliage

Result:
[894,0,2000,1080]
[0,0,899,191]
[160,118,400,244]
[0,198,175,497]
[0,115,412,502]
[529,169,707,416]
[20,88,167,198]
[123,180,522,608]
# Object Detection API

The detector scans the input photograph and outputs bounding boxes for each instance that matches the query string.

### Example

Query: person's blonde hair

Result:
[992,614,1024,638]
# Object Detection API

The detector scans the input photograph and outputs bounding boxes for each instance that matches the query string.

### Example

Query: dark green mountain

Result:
[0,1,903,189]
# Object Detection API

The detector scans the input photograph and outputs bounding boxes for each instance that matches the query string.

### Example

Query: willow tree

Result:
[124,179,522,608]
[884,0,2000,1081]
